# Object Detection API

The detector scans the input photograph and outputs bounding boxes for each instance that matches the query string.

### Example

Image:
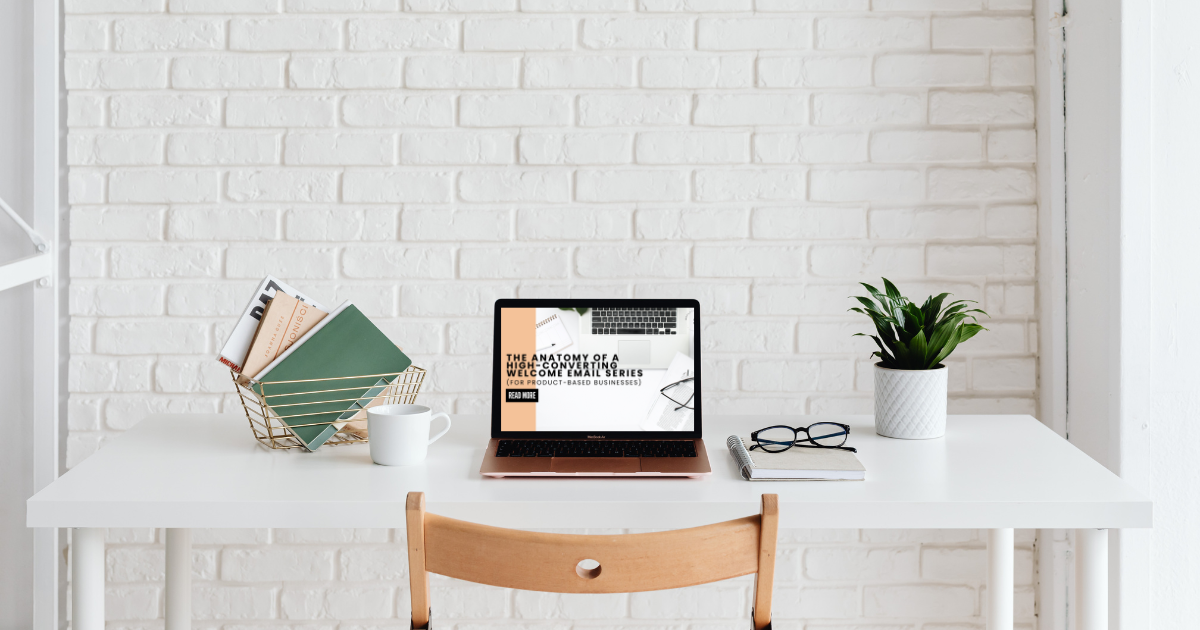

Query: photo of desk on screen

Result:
[499,306,696,433]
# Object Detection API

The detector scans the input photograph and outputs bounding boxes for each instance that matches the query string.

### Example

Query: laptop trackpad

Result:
[618,340,651,365]
[551,458,640,473]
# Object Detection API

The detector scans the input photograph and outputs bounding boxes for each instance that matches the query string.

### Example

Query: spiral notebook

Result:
[727,435,865,481]
[535,313,574,354]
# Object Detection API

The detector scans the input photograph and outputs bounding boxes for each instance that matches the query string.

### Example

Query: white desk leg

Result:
[72,528,105,630]
[987,528,1014,630]
[1075,528,1108,630]
[165,528,192,630]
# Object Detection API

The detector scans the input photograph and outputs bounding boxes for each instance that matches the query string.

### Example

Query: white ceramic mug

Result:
[367,404,451,466]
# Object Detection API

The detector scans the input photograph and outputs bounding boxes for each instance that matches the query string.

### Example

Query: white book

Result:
[727,435,866,481]
[217,276,327,373]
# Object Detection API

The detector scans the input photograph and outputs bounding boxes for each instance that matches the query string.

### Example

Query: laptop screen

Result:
[493,300,700,435]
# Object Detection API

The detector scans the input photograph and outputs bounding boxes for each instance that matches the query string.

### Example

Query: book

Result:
[336,376,391,438]
[218,275,327,373]
[239,293,328,381]
[727,435,865,481]
[252,302,412,451]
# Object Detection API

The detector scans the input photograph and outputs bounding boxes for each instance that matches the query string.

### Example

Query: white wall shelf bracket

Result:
[0,195,52,292]
[0,253,53,292]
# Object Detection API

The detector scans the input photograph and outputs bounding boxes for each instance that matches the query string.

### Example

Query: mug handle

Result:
[427,412,452,446]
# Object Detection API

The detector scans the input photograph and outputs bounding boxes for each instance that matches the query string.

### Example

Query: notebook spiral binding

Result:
[232,366,426,450]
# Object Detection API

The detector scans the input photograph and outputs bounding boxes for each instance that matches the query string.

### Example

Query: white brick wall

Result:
[65,0,1038,627]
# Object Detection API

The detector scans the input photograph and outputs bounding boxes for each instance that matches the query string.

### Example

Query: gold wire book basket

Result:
[232,366,426,451]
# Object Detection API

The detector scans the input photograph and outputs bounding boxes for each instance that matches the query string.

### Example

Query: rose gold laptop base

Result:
[480,439,712,478]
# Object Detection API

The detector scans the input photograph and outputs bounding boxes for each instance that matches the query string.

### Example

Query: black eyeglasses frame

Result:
[659,376,694,411]
[748,422,857,454]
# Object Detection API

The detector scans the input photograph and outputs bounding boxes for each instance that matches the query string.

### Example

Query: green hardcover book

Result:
[251,303,412,451]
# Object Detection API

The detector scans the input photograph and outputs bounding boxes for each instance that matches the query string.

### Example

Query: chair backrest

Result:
[406,492,778,630]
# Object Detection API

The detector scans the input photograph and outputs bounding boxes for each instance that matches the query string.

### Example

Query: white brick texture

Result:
[66,1,1037,627]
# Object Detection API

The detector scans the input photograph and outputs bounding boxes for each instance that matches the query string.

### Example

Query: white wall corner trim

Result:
[1116,0,1154,628]
[32,0,65,628]
[1033,0,1069,627]
[1051,0,1156,628]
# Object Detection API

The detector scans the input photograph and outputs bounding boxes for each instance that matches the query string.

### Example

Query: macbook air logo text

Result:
[587,435,605,439]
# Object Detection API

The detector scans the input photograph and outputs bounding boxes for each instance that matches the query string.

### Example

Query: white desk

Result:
[29,414,1150,630]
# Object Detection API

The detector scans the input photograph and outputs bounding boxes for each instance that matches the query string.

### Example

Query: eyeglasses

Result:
[749,422,857,453]
[660,376,694,411]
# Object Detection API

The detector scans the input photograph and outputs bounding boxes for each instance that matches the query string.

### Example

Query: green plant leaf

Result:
[940,298,977,309]
[928,292,951,313]
[925,327,954,366]
[891,302,906,330]
[926,315,962,355]
[853,296,886,316]
[938,302,974,319]
[901,302,924,333]
[957,323,986,343]
[929,327,962,366]
[860,282,886,303]
[857,333,897,366]
[890,335,912,364]
[922,293,950,337]
[882,278,903,302]
[849,307,893,336]
[909,330,929,367]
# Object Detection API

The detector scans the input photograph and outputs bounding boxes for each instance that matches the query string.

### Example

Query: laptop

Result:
[480,298,712,478]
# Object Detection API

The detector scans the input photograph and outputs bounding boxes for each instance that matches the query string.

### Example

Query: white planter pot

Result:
[873,363,947,439]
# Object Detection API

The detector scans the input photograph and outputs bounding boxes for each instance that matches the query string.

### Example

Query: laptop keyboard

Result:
[495,439,697,458]
[590,308,677,335]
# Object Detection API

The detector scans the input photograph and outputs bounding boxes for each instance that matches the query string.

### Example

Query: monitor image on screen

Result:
[496,303,697,433]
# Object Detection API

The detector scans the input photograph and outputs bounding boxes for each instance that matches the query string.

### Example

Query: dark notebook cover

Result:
[251,304,412,451]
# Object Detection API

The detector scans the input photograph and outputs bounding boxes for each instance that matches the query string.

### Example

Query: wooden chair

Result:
[405,492,778,630]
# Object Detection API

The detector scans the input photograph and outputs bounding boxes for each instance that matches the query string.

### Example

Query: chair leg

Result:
[752,495,778,630]
[407,493,431,629]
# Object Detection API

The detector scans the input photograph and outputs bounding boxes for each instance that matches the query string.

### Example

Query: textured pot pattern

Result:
[873,363,948,439]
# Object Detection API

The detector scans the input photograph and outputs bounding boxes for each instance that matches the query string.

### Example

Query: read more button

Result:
[505,389,539,403]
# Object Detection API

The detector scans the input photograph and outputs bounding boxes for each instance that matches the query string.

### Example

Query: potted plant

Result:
[850,279,988,439]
